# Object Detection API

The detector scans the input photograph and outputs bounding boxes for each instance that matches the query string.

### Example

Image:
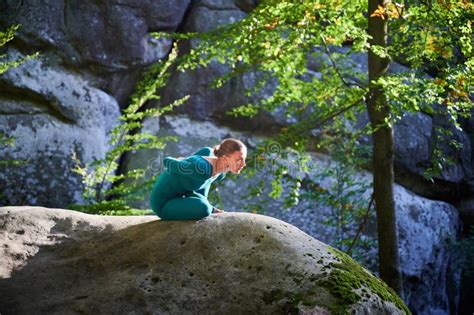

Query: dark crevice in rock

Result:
[110,2,143,11]
[175,1,195,34]
[394,162,469,203]
[235,0,258,13]
[1,37,48,58]
[209,110,286,136]
[199,3,240,11]
[63,0,68,30]
[0,84,76,125]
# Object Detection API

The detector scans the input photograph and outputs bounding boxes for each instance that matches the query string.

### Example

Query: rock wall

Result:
[1,0,471,212]
[0,49,120,206]
[0,0,193,207]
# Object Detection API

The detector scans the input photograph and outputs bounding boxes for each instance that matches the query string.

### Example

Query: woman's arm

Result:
[163,156,211,178]
[164,157,192,175]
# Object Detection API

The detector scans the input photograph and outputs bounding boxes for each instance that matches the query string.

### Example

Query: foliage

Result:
[69,200,154,216]
[0,132,27,168]
[235,138,309,214]
[156,0,472,179]
[375,0,473,179]
[159,0,369,127]
[70,45,189,214]
[305,129,374,259]
[0,132,14,151]
[153,0,472,229]
[0,24,38,74]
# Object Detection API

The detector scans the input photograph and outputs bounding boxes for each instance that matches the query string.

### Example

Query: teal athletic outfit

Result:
[150,147,226,220]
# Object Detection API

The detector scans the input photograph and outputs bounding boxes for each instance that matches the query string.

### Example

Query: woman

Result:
[150,138,247,220]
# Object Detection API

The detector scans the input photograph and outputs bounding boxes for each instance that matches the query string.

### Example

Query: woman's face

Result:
[225,149,247,174]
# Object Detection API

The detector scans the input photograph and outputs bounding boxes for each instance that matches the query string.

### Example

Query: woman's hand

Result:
[212,208,225,214]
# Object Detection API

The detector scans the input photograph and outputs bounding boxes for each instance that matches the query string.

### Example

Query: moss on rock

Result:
[319,247,411,314]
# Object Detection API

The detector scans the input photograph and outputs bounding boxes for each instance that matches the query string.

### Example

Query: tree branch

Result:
[346,192,374,255]
[320,35,367,89]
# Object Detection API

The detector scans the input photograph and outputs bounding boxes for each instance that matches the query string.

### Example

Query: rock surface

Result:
[160,0,251,121]
[0,0,190,69]
[392,111,472,200]
[0,50,120,207]
[392,185,460,314]
[0,206,408,314]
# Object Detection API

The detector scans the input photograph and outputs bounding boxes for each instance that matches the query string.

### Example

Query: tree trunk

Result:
[367,0,404,298]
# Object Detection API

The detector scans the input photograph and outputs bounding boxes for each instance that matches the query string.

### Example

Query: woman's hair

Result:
[213,138,246,157]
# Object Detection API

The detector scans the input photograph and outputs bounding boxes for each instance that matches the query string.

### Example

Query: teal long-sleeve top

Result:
[150,147,226,213]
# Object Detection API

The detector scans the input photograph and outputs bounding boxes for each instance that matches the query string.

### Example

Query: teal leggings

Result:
[155,191,213,221]
[150,147,217,221]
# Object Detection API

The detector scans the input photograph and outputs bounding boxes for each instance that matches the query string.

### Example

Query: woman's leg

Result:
[159,192,213,221]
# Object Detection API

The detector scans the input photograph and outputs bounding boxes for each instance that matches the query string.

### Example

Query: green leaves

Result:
[369,45,390,59]
[389,0,473,72]
[0,132,14,147]
[228,103,261,117]
[0,25,38,74]
[0,24,18,46]
[71,45,189,214]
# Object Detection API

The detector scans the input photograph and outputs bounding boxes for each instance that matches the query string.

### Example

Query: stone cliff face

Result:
[0,0,193,207]
[0,0,189,67]
[0,49,120,206]
[0,206,409,314]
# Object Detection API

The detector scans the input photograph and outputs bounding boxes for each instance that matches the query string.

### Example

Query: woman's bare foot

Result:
[212,208,225,214]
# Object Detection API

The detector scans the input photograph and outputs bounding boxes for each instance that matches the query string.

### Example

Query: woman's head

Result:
[213,138,247,174]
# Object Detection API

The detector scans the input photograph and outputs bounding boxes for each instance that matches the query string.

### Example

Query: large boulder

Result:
[0,206,409,314]
[0,51,120,207]
[392,185,461,314]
